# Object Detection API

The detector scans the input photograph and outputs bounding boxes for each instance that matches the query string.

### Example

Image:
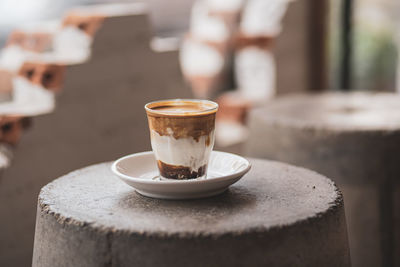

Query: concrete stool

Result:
[245,92,400,267]
[33,159,350,267]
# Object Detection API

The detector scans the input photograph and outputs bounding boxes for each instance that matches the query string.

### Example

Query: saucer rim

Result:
[111,151,251,185]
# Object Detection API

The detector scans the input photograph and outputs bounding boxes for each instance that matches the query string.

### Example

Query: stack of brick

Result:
[0,22,61,164]
[180,0,242,98]
[235,0,292,103]
[0,4,169,167]
[0,15,93,160]
[0,4,123,160]
[180,0,292,149]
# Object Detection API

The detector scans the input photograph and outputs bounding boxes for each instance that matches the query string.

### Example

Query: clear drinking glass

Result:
[145,99,218,179]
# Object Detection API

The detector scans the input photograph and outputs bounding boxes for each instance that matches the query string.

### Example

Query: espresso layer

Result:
[147,114,215,141]
[157,160,207,179]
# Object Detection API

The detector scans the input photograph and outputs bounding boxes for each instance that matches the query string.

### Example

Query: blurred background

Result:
[0,0,398,92]
[0,0,195,43]
[0,0,400,266]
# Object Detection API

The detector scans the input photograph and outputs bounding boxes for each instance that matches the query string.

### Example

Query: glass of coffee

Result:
[145,99,218,180]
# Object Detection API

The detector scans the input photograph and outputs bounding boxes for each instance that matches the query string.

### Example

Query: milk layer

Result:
[150,129,215,172]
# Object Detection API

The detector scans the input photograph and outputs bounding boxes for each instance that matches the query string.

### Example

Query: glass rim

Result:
[145,99,218,117]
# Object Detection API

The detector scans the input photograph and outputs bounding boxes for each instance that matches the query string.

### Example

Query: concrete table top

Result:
[33,158,350,267]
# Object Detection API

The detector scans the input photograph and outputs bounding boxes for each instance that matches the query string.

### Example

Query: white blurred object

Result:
[235,47,276,103]
[13,77,53,105]
[181,0,236,98]
[0,46,38,72]
[205,0,244,13]
[215,120,248,147]
[0,0,50,26]
[0,19,90,71]
[151,37,180,52]
[13,21,60,53]
[17,20,60,34]
[0,77,55,116]
[180,38,224,77]
[191,2,229,43]
[53,26,92,63]
[190,0,208,24]
[235,0,292,103]
[240,0,291,37]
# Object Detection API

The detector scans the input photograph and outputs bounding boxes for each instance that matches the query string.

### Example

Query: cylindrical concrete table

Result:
[33,159,350,267]
[245,92,400,267]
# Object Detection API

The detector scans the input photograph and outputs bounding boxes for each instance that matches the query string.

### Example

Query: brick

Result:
[6,30,53,53]
[18,62,65,91]
[62,13,104,37]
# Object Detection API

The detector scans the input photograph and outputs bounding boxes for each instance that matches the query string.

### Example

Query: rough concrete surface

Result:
[33,158,350,267]
[245,92,400,267]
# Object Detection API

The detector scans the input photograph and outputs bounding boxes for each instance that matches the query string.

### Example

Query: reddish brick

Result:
[208,10,241,31]
[235,32,275,50]
[0,69,13,95]
[0,116,29,146]
[216,92,252,124]
[62,13,104,37]
[185,74,222,99]
[185,33,230,55]
[18,62,65,92]
[6,30,53,52]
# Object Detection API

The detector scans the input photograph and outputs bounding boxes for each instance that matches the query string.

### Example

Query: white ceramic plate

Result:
[111,151,251,199]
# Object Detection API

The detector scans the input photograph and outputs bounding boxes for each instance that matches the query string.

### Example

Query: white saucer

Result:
[111,151,251,199]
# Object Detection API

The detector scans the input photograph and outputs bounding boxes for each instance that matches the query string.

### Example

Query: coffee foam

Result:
[152,105,207,114]
[146,99,218,117]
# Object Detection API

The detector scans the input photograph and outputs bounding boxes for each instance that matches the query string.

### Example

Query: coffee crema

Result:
[146,100,217,117]
[152,104,203,112]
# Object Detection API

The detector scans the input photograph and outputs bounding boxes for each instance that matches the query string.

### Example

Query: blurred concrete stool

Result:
[33,159,350,267]
[245,92,400,267]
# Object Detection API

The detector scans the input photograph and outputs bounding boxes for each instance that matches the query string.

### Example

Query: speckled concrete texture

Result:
[245,92,400,267]
[33,159,350,267]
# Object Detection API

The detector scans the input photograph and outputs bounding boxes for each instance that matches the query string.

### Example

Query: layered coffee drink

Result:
[145,99,218,179]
